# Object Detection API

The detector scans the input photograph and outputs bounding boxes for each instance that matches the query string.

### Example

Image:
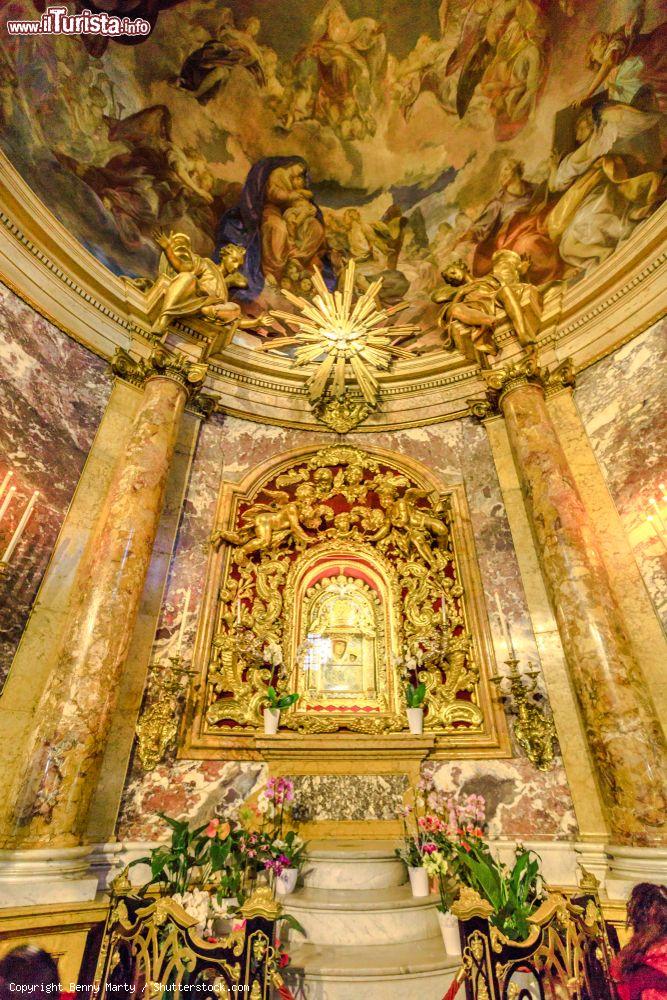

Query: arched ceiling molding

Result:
[0,151,664,431]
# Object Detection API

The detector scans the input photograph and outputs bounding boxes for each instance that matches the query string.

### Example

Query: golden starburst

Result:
[261,260,416,407]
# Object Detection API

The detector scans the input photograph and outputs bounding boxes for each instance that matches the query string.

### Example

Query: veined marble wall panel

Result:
[0,282,111,687]
[574,320,667,630]
[116,415,578,841]
[426,759,577,840]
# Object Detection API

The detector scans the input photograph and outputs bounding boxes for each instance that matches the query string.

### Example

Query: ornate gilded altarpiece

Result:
[182,445,509,765]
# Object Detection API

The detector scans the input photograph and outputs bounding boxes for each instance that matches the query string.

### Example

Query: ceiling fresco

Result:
[1,0,665,342]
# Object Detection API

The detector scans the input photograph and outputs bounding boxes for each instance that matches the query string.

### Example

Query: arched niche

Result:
[184,443,510,763]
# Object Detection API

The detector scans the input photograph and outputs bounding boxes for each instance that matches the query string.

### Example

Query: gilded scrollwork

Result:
[205,446,488,737]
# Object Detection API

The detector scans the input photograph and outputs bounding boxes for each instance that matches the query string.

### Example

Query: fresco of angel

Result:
[546,103,663,272]
[442,0,555,139]
[285,0,387,139]
[175,9,267,104]
[53,105,215,252]
[573,2,666,115]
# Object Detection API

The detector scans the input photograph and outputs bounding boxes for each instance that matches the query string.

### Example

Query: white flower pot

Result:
[408,866,429,897]
[264,708,280,734]
[276,867,298,895]
[438,910,462,955]
[407,707,423,735]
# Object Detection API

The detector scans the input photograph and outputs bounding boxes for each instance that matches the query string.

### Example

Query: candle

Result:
[647,515,667,551]
[236,598,242,624]
[0,485,16,527]
[0,470,13,505]
[1,490,39,564]
[441,593,447,627]
[648,498,667,536]
[493,591,516,661]
[177,588,191,654]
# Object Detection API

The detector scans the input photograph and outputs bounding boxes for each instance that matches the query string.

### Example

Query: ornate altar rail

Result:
[94,885,285,1000]
[453,888,619,1000]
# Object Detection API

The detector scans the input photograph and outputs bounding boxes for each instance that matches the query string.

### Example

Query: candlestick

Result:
[1,490,39,564]
[0,470,13,505]
[0,485,16,527]
[176,588,191,654]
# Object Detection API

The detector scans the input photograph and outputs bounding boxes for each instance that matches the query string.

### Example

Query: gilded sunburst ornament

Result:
[262,261,416,410]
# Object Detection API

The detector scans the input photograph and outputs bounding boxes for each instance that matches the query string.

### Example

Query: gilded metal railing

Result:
[451,886,619,1000]
[94,880,285,1000]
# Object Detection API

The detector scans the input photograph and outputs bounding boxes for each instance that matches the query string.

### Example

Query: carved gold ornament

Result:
[111,346,208,397]
[261,261,415,427]
[490,659,558,770]
[136,656,198,770]
[200,446,494,742]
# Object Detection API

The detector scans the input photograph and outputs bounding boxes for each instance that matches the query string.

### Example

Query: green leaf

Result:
[277,913,306,937]
[277,693,299,709]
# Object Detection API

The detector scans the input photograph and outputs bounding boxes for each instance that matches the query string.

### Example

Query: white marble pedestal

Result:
[0,846,98,907]
[605,844,667,899]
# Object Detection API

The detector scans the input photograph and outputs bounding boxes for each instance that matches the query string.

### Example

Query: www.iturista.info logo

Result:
[6,4,151,36]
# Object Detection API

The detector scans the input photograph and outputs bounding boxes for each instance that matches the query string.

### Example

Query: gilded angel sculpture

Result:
[150,231,270,357]
[432,250,540,367]
[370,488,450,571]
[211,489,312,564]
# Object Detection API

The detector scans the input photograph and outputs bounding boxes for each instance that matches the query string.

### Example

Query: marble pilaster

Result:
[0,350,205,850]
[495,369,667,845]
[483,415,607,840]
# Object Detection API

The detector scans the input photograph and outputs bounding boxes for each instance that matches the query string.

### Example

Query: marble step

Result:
[302,840,405,890]
[284,937,458,1000]
[284,885,440,946]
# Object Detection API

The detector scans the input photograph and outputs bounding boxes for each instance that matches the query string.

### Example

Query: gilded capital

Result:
[483,355,542,401]
[111,347,208,398]
[467,357,576,419]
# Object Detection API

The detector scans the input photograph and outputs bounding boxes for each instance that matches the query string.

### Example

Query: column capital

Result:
[111,347,207,398]
[186,390,219,420]
[467,357,576,419]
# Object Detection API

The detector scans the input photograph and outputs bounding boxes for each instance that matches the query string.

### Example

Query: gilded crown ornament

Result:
[261,260,416,429]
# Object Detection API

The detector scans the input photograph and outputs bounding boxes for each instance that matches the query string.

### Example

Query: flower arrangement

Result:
[131,777,308,933]
[398,769,545,941]
[254,777,308,893]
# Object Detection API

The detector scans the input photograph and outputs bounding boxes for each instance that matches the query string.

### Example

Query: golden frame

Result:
[283,541,401,725]
[181,443,511,762]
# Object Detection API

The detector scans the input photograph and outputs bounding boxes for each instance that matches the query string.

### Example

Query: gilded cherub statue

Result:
[211,489,312,564]
[150,231,270,357]
[432,251,540,367]
[370,487,449,571]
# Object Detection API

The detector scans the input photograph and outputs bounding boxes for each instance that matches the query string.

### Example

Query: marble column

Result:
[481,359,667,846]
[0,348,206,850]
